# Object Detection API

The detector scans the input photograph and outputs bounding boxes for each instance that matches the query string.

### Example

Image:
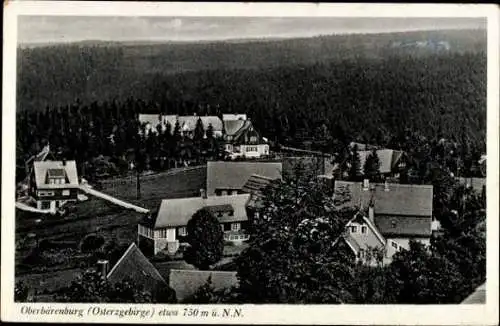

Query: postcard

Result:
[2,1,499,324]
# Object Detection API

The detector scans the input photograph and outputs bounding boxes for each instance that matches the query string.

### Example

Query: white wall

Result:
[387,237,430,251]
[240,144,269,157]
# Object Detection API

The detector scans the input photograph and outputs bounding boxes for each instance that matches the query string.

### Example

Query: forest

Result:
[16,29,486,182]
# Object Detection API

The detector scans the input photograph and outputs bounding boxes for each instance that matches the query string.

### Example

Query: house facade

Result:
[138,193,251,256]
[223,118,269,159]
[30,160,80,212]
[332,179,433,264]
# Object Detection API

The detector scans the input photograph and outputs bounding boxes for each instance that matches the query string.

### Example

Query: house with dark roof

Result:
[333,212,390,265]
[206,161,282,196]
[223,118,269,159]
[331,179,433,262]
[169,269,238,302]
[105,243,167,295]
[30,160,80,212]
[138,193,251,255]
[138,114,223,138]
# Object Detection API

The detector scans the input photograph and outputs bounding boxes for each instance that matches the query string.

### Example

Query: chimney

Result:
[363,179,369,191]
[62,158,66,166]
[368,206,375,223]
[384,180,390,192]
[96,259,109,278]
[200,188,207,199]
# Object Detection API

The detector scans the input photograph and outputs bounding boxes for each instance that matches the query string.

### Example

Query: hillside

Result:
[17,29,486,113]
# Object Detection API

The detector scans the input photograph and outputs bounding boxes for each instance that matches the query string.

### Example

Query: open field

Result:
[15,166,207,294]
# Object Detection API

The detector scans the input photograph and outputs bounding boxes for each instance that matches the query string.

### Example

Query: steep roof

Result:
[461,282,486,304]
[374,215,432,237]
[150,194,250,229]
[241,174,274,195]
[169,269,238,302]
[178,116,223,132]
[223,119,246,136]
[334,181,433,217]
[33,160,79,189]
[222,114,247,121]
[107,243,166,292]
[138,114,177,131]
[207,161,282,196]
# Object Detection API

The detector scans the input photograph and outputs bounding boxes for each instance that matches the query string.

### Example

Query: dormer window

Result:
[46,168,67,185]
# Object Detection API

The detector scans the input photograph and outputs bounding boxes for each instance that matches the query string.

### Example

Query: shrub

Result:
[80,234,105,253]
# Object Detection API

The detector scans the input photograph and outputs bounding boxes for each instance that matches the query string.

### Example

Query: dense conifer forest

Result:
[16,29,486,181]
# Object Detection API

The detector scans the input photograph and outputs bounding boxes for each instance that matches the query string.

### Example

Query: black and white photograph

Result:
[2,2,499,325]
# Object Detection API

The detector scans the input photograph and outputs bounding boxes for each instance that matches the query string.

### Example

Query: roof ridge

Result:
[107,242,136,279]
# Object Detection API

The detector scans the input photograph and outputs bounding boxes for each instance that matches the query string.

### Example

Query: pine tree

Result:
[194,117,205,142]
[348,145,362,181]
[363,149,381,182]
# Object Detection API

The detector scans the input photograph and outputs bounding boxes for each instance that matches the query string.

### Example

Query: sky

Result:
[17,16,486,44]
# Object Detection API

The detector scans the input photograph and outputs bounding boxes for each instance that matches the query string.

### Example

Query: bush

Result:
[80,234,105,253]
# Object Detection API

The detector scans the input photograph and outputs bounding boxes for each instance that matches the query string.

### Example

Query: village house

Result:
[30,160,80,212]
[138,113,224,138]
[223,117,270,159]
[102,243,167,295]
[331,179,433,264]
[138,192,251,256]
[206,161,282,196]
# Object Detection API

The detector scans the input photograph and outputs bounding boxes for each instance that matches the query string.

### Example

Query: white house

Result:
[30,160,80,212]
[223,119,269,159]
[138,193,251,255]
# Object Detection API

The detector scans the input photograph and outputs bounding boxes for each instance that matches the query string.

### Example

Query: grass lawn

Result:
[15,166,207,297]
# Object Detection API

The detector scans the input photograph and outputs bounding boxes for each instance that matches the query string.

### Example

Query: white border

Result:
[2,2,499,325]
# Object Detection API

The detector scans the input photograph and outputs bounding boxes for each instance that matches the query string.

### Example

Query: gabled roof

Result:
[334,181,433,217]
[169,269,238,302]
[138,114,223,133]
[33,160,79,189]
[107,243,166,292]
[374,215,432,237]
[148,194,251,229]
[138,114,177,130]
[461,282,486,304]
[222,114,247,121]
[224,119,247,136]
[178,116,223,132]
[241,174,275,196]
[207,161,282,196]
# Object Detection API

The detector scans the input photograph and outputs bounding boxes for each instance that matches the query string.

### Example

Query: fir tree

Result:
[363,149,381,182]
[348,145,362,181]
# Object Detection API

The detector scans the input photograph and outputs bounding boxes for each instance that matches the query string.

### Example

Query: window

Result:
[41,201,51,210]
[62,190,70,196]
[231,223,241,232]
[178,227,187,236]
[391,241,398,249]
[38,191,55,197]
[228,210,234,216]
[361,226,367,234]
[350,225,357,233]
[250,136,257,142]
